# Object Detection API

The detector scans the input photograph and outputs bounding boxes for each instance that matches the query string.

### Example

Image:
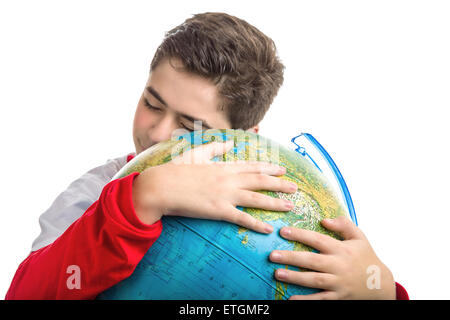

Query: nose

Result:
[148,113,178,144]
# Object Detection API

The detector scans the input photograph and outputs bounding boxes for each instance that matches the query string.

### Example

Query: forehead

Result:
[146,58,229,127]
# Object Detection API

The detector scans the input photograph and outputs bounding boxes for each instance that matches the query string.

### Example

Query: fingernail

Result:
[265,224,274,233]
[289,182,298,191]
[271,251,281,261]
[281,227,291,237]
[276,269,288,279]
[284,200,294,209]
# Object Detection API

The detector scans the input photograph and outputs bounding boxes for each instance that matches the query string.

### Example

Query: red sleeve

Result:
[395,282,409,300]
[5,172,162,300]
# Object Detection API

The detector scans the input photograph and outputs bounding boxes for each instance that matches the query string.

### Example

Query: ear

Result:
[245,125,259,134]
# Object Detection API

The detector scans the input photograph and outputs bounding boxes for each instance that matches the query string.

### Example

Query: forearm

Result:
[131,169,164,225]
[5,172,162,300]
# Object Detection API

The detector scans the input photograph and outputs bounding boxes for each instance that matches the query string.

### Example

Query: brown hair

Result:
[150,12,285,130]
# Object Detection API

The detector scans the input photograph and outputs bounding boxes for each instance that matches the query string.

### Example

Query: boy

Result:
[6,12,408,300]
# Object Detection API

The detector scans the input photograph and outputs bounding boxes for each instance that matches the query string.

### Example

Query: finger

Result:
[175,141,234,164]
[274,269,337,291]
[270,250,334,273]
[204,140,234,159]
[279,227,342,254]
[235,190,294,212]
[226,161,286,176]
[289,291,338,300]
[225,205,274,234]
[321,216,364,241]
[237,174,298,193]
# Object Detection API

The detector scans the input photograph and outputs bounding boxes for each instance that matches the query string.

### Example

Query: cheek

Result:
[133,105,155,131]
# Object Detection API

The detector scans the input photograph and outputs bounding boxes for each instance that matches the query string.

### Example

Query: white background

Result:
[1,0,449,299]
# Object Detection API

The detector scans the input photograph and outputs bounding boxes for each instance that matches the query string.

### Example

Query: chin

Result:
[137,142,155,155]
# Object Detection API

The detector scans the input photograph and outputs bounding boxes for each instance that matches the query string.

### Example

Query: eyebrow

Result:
[145,86,212,129]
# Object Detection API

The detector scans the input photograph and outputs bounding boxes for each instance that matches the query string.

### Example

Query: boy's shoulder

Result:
[92,152,135,179]
[31,152,135,252]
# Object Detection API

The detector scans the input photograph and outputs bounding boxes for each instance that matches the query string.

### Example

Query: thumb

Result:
[173,140,234,164]
[321,216,363,240]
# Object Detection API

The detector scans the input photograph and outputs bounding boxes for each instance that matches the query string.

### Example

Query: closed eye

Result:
[180,121,194,131]
[144,97,194,131]
[144,98,163,112]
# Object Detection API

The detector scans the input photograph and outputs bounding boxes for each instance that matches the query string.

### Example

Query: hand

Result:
[269,216,397,299]
[132,140,298,233]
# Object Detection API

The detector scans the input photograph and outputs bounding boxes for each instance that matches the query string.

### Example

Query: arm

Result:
[131,141,297,233]
[395,282,409,300]
[5,172,162,300]
[31,155,131,252]
[6,141,294,299]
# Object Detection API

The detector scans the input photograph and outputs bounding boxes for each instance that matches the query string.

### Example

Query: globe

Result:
[97,129,353,300]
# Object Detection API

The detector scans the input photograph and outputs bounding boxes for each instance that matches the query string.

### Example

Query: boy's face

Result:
[132,58,232,154]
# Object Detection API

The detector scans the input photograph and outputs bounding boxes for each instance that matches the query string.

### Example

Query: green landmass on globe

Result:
[97,129,349,300]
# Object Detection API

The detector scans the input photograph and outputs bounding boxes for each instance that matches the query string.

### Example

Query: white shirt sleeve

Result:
[31,155,130,252]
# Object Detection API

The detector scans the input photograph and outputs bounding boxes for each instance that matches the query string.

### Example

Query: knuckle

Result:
[278,250,290,263]
[337,216,349,226]
[209,199,225,213]
[255,173,267,184]
[267,196,279,209]
[277,197,288,207]
[254,163,265,172]
[215,173,230,186]
[234,211,247,225]
[341,245,354,258]
[312,273,327,288]
[250,218,260,231]
[308,234,321,249]
[249,192,263,204]
[309,253,323,269]
[281,179,291,189]
[273,197,286,209]
[239,213,258,230]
